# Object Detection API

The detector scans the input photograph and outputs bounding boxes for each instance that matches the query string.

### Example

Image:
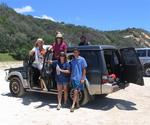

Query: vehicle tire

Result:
[99,94,108,98]
[69,87,90,106]
[144,66,150,77]
[9,77,25,97]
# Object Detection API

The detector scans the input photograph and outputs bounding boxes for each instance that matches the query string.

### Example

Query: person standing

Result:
[70,48,87,112]
[78,35,90,46]
[52,32,68,59]
[29,38,47,90]
[49,52,70,110]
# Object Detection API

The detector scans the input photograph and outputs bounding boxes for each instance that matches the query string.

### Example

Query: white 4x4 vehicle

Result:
[136,48,150,76]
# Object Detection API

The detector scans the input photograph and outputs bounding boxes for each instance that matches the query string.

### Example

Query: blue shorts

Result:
[71,80,84,91]
[57,82,68,86]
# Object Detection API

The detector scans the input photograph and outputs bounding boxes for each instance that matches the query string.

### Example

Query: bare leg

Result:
[63,85,68,104]
[40,78,47,91]
[57,84,63,109]
[70,89,78,112]
[76,91,80,108]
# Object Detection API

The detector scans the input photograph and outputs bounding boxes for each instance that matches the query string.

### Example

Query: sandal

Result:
[70,107,75,112]
[57,104,61,110]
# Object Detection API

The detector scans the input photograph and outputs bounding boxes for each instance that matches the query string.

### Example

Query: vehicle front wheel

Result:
[144,66,150,77]
[9,77,25,97]
[69,87,90,106]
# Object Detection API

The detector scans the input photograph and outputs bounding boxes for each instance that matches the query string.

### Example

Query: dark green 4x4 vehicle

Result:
[5,45,144,105]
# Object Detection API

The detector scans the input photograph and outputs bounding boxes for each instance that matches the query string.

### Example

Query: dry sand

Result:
[0,62,150,125]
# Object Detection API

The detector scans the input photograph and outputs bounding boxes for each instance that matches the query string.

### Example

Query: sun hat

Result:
[37,38,44,41]
[56,32,63,38]
[59,52,66,57]
[37,38,44,43]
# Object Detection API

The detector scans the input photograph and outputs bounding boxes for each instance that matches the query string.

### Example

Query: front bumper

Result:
[101,83,129,94]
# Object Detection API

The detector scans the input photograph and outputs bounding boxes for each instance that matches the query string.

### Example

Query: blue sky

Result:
[0,0,150,31]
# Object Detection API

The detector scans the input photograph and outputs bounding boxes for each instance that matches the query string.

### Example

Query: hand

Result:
[80,79,85,84]
[59,68,63,72]
[47,60,52,64]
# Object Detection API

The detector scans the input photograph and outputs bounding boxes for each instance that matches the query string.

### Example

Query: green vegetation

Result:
[0,53,16,61]
[0,3,150,60]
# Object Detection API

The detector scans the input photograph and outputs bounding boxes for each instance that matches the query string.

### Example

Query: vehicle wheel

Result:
[9,77,25,97]
[99,94,108,98]
[69,87,90,106]
[144,66,150,77]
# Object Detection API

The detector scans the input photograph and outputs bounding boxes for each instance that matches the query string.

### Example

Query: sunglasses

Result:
[73,51,79,54]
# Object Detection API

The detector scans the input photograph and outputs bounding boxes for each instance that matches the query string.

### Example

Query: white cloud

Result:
[14,5,34,13]
[34,15,56,22]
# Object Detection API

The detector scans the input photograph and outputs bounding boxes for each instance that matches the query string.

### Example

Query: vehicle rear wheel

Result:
[99,94,108,98]
[69,87,90,106]
[9,77,25,97]
[144,66,150,77]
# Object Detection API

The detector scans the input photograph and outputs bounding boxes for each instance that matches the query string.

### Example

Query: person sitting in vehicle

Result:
[29,38,47,90]
[78,35,90,46]
[48,52,70,110]
[52,31,68,59]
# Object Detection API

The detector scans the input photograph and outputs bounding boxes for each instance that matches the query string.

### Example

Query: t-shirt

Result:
[70,56,87,81]
[32,45,52,51]
[32,47,46,70]
[78,42,90,46]
[53,61,70,83]
[52,41,68,58]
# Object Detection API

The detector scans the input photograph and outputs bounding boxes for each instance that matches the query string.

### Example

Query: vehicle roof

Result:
[135,48,150,50]
[68,45,116,51]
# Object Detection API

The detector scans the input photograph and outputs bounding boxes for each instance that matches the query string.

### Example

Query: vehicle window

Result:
[121,49,139,65]
[148,50,150,57]
[80,50,100,70]
[136,50,146,57]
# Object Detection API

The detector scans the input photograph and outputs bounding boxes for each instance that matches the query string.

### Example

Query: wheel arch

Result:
[144,63,150,68]
[8,71,29,88]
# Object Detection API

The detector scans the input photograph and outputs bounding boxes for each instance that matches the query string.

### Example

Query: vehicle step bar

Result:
[26,89,58,94]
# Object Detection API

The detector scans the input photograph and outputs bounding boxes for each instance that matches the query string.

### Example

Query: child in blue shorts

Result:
[70,48,87,112]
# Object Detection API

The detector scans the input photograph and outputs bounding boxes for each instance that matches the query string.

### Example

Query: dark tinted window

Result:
[80,50,100,70]
[148,50,150,57]
[136,50,146,57]
[121,49,139,65]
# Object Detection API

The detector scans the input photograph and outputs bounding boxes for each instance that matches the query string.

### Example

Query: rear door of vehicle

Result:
[80,50,102,85]
[120,48,144,86]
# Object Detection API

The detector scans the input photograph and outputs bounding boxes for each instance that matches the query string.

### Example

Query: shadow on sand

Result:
[1,92,137,111]
[84,96,137,111]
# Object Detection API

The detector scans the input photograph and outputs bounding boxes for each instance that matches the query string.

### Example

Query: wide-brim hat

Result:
[37,38,44,42]
[56,32,63,38]
[37,38,44,43]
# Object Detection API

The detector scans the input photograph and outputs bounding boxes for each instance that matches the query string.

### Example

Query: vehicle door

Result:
[41,51,53,89]
[120,48,144,86]
[80,50,102,85]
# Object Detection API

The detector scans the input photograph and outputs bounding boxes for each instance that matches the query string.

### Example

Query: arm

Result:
[29,47,36,56]
[80,58,87,84]
[81,68,86,84]
[63,42,68,53]
[60,63,70,74]
[60,69,70,74]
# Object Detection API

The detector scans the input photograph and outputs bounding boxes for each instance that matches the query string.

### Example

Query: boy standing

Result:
[70,48,87,112]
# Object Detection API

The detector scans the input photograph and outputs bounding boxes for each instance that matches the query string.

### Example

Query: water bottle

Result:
[56,64,60,75]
